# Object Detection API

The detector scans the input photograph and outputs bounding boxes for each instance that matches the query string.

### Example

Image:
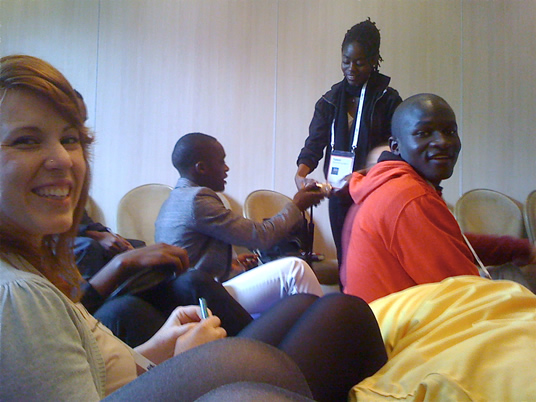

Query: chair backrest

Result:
[454,189,524,237]
[243,189,294,222]
[116,183,173,245]
[524,190,536,243]
[85,196,105,225]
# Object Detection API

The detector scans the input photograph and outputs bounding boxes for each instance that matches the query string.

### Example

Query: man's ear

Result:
[194,161,206,174]
[388,136,400,156]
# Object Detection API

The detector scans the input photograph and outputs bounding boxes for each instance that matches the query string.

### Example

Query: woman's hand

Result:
[173,313,227,356]
[295,174,317,190]
[134,305,226,365]
[295,164,316,190]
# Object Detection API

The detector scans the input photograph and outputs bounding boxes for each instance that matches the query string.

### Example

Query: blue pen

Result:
[199,297,209,319]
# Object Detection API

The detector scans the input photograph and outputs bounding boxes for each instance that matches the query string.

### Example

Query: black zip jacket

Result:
[297,72,402,177]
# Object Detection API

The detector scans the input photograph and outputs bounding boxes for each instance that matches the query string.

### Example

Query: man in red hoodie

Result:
[341,93,480,302]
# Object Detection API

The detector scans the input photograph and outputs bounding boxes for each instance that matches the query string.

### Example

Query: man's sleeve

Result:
[464,233,533,266]
[193,190,302,250]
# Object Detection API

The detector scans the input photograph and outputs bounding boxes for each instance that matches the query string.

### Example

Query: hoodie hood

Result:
[349,152,434,205]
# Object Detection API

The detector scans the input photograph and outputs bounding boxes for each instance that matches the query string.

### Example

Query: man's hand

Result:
[88,243,190,298]
[237,253,259,270]
[85,230,133,257]
[292,183,326,211]
[115,243,189,278]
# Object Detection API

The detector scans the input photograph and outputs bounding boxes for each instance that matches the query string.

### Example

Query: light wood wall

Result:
[2,0,535,259]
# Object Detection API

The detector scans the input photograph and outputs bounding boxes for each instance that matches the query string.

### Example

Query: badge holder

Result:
[326,80,367,189]
[327,150,355,189]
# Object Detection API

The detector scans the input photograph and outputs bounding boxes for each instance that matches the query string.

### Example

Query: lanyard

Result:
[331,80,368,151]
[448,209,492,280]
[462,233,492,279]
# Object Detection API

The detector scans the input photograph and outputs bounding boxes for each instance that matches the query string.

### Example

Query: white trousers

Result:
[222,257,323,316]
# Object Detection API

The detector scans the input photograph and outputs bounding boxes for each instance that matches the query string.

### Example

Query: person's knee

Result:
[316,293,371,315]
[95,295,165,347]
[282,257,314,276]
[189,338,313,398]
[95,295,154,322]
[278,258,322,296]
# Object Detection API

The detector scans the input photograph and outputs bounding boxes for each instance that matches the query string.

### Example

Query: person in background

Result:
[156,132,326,317]
[75,209,146,277]
[0,54,389,402]
[341,93,479,302]
[295,18,402,267]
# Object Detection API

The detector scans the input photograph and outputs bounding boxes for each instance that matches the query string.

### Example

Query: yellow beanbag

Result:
[351,276,536,401]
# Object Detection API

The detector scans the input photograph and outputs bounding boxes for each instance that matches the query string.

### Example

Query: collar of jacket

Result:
[322,71,392,107]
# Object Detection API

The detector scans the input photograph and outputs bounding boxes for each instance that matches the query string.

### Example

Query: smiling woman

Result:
[0,55,92,299]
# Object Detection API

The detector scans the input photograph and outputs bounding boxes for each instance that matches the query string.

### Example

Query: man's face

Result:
[200,141,229,192]
[390,99,461,187]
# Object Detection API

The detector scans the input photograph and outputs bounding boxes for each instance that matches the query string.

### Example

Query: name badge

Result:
[327,150,354,189]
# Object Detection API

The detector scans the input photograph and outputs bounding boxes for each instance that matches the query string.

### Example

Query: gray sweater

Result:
[0,254,105,401]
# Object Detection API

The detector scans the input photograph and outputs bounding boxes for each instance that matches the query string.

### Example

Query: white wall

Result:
[2,0,535,259]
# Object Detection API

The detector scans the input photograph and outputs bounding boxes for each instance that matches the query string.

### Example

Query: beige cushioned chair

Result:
[454,188,524,237]
[243,189,339,288]
[523,190,536,243]
[85,196,105,224]
[116,183,173,245]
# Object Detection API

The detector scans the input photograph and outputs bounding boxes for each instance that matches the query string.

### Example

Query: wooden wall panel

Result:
[0,0,99,130]
[461,0,536,204]
[93,0,278,228]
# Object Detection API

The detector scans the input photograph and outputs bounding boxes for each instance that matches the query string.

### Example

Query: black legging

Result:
[238,293,387,401]
[104,337,315,401]
[94,269,253,346]
[105,293,386,402]
[329,193,353,270]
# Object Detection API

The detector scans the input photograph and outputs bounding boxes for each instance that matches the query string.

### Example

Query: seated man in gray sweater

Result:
[156,133,326,316]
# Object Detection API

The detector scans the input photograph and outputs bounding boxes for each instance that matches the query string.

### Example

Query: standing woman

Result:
[295,19,402,266]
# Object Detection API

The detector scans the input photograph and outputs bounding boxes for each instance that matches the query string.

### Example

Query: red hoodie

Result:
[341,160,479,302]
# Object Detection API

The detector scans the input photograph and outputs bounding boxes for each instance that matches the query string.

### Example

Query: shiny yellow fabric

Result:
[351,276,536,401]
